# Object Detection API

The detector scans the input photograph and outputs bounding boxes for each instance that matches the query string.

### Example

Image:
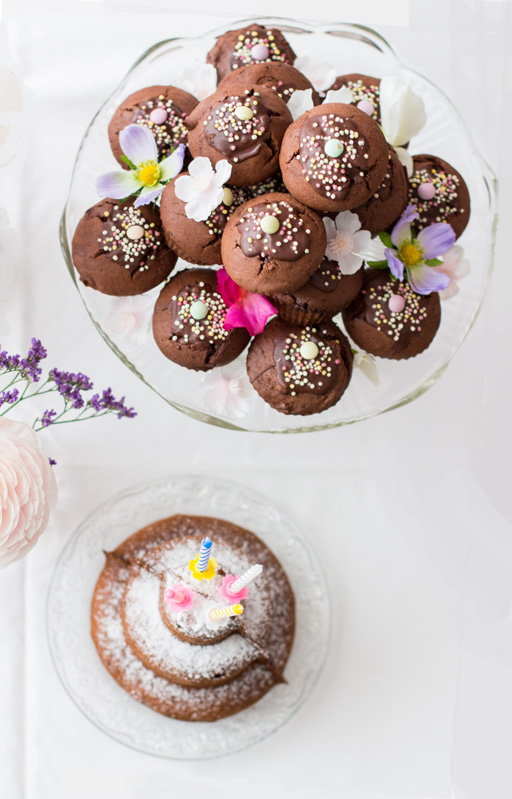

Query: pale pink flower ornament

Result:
[103,294,153,346]
[0,418,58,567]
[174,158,232,222]
[430,244,470,299]
[323,211,372,275]
[201,366,251,420]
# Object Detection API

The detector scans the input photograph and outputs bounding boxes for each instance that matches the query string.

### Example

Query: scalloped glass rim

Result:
[60,16,499,434]
[46,475,330,760]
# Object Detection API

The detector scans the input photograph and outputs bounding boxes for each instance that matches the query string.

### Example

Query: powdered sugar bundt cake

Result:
[91,514,295,721]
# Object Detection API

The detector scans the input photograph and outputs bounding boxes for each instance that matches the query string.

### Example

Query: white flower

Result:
[0,419,58,568]
[180,63,217,102]
[324,86,354,105]
[294,56,337,93]
[353,350,380,386]
[174,158,232,222]
[103,295,153,346]
[288,89,315,121]
[379,75,427,147]
[393,146,414,177]
[430,244,470,300]
[0,208,17,336]
[324,211,372,275]
[201,366,251,419]
[288,87,355,122]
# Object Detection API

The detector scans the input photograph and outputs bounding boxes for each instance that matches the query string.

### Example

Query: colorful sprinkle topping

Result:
[205,92,270,163]
[299,113,369,201]
[231,29,291,70]
[274,326,339,396]
[332,78,380,122]
[98,204,162,271]
[237,200,311,261]
[133,94,188,158]
[364,279,427,341]
[409,166,462,227]
[170,283,230,344]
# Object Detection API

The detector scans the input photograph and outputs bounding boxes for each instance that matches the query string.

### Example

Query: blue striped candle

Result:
[197,537,212,572]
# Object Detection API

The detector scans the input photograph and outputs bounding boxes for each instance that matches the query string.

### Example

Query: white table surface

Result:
[1,2,511,798]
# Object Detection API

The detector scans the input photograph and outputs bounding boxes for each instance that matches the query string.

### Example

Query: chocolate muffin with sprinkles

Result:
[279,103,389,214]
[207,24,296,83]
[352,146,409,236]
[221,192,327,295]
[271,258,364,326]
[185,87,292,186]
[108,85,198,168]
[342,268,441,360]
[217,62,320,106]
[407,154,470,239]
[246,317,353,415]
[326,74,381,123]
[152,268,250,371]
[71,197,176,296]
[159,172,286,266]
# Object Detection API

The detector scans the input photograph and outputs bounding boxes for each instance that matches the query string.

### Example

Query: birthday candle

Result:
[197,537,212,572]
[230,564,263,594]
[208,604,244,621]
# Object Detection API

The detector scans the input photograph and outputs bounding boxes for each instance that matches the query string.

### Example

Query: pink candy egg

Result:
[388,294,405,313]
[356,99,374,116]
[251,44,270,61]
[417,181,435,200]
[150,107,168,124]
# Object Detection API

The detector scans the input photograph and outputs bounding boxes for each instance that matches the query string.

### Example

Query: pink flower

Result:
[0,419,58,567]
[430,244,470,299]
[217,268,276,336]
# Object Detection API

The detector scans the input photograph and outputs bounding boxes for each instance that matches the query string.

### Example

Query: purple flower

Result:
[48,458,57,467]
[19,338,48,382]
[0,349,21,371]
[48,369,94,408]
[96,124,185,208]
[41,409,57,427]
[382,205,455,295]
[87,388,137,419]
[0,388,19,407]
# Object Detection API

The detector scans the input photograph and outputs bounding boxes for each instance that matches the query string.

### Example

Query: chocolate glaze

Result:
[237,199,310,261]
[299,113,371,202]
[307,258,341,293]
[205,94,271,163]
[273,324,340,395]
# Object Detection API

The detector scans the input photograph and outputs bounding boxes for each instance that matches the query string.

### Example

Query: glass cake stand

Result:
[46,475,330,759]
[60,17,498,433]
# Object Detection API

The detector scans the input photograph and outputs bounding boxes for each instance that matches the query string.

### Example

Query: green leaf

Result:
[367,260,388,269]
[425,258,443,266]
[121,154,137,170]
[378,231,393,248]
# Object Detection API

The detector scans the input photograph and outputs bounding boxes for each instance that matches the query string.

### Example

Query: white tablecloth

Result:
[1,2,512,798]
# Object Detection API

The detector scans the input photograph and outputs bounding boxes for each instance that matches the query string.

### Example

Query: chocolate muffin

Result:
[279,103,389,213]
[247,317,353,415]
[185,87,292,186]
[271,259,364,325]
[353,146,409,235]
[218,62,320,105]
[207,24,296,82]
[342,268,441,359]
[221,192,327,295]
[71,197,176,296]
[327,74,381,122]
[152,268,250,370]
[159,172,286,266]
[407,154,470,238]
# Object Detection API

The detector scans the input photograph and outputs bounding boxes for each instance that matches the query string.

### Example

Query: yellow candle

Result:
[208,604,244,621]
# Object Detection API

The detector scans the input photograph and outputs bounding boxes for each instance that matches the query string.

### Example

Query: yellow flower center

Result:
[137,162,161,187]
[400,242,422,267]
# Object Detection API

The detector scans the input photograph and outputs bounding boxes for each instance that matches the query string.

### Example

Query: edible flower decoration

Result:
[429,244,470,300]
[217,268,277,336]
[323,211,372,275]
[96,124,185,208]
[369,205,455,295]
[174,157,232,222]
[287,86,354,122]
[179,63,217,102]
[293,56,337,93]
[379,76,427,175]
[201,366,251,419]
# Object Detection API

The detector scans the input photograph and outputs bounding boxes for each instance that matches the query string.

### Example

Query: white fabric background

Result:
[1,2,511,798]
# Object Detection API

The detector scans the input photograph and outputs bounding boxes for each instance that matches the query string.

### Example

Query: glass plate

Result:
[60,17,498,433]
[46,475,330,759]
